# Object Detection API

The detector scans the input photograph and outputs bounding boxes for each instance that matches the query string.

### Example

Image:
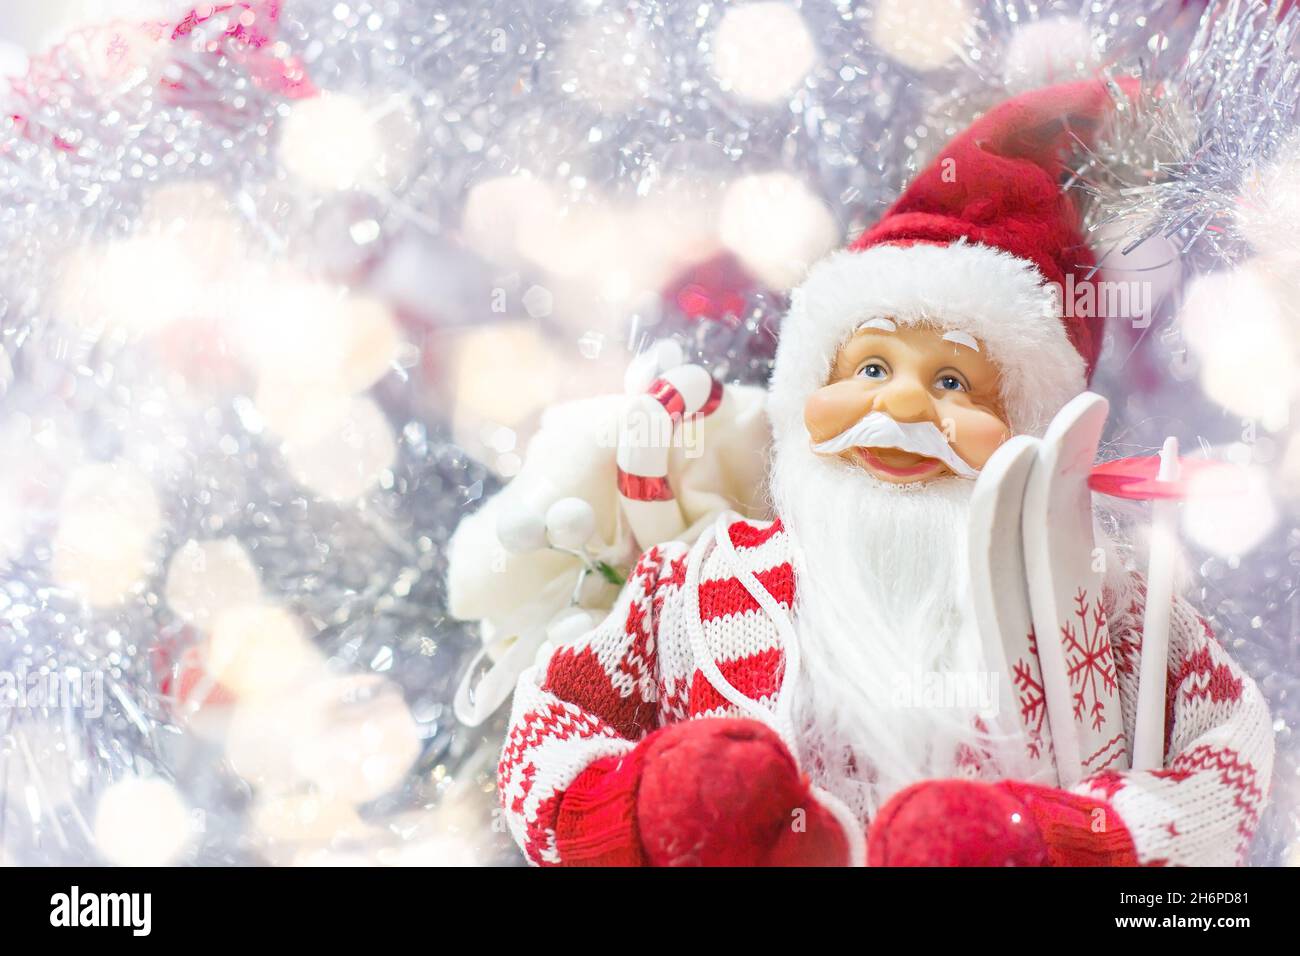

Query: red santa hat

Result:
[769,79,1134,442]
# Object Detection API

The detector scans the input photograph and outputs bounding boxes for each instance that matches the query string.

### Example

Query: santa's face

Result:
[802,321,1010,483]
[773,320,1023,819]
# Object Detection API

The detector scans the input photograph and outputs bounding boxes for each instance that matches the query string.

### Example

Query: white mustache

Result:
[811,412,980,479]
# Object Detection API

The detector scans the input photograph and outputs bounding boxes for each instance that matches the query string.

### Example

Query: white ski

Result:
[1021,392,1129,787]
[968,435,1058,784]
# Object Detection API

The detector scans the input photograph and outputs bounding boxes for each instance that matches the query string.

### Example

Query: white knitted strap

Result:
[682,525,781,735]
[715,517,867,865]
[684,515,866,866]
[710,514,802,750]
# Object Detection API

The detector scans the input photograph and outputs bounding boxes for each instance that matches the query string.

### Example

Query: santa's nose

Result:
[875,379,938,424]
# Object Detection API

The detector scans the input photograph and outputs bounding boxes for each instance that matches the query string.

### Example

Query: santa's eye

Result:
[856,361,889,381]
[935,372,968,392]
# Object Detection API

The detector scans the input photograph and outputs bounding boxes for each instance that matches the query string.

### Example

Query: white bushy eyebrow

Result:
[858,317,897,333]
[942,330,980,352]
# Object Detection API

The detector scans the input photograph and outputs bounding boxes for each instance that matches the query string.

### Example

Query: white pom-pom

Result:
[545,607,600,644]
[544,497,597,550]
[495,504,548,554]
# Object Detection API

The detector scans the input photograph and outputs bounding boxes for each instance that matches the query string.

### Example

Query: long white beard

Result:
[770,443,1014,824]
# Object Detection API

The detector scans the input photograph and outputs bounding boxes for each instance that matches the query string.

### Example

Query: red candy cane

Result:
[616,363,723,549]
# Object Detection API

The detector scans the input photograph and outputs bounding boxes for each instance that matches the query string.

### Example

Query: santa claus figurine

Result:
[491,80,1275,866]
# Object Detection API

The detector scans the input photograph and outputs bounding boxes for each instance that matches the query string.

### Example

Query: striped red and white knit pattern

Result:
[496,515,1274,866]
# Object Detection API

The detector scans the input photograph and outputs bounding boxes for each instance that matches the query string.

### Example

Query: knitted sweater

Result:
[497,514,1274,866]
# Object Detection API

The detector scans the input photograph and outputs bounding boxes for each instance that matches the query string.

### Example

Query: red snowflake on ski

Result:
[1012,629,1049,760]
[1062,587,1118,732]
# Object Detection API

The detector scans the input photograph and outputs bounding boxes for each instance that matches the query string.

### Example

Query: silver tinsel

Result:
[0,0,1296,865]
[1077,0,1300,265]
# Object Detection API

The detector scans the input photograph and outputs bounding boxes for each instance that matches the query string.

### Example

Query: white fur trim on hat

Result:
[768,241,1086,445]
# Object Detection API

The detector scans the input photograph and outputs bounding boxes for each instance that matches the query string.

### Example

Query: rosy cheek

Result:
[945,407,1010,467]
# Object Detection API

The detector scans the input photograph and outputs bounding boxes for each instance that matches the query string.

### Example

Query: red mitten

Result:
[997,779,1139,867]
[554,717,853,867]
[868,779,1137,867]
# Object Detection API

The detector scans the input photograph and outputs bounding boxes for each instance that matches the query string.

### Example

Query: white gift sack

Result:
[447,381,770,724]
